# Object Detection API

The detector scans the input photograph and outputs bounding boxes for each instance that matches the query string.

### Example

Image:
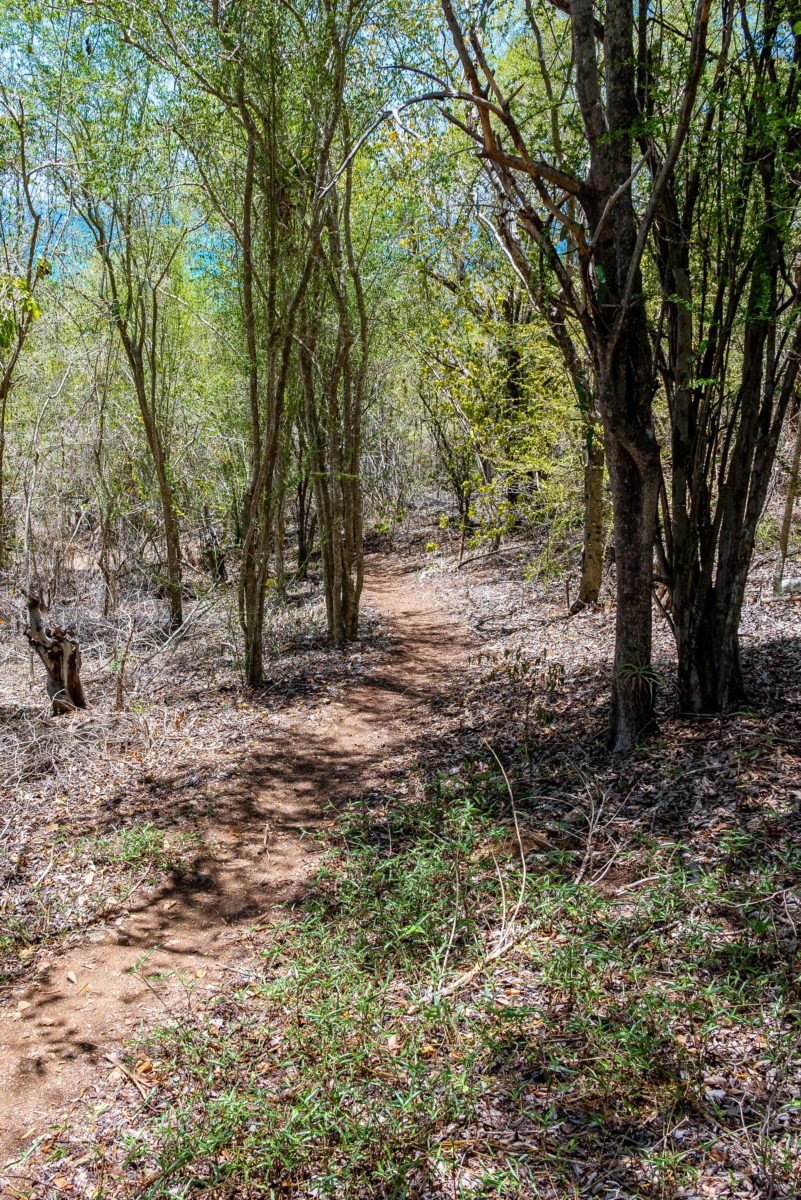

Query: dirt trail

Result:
[0,556,470,1176]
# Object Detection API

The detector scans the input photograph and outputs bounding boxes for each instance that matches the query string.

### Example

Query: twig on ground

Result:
[32,846,55,888]
[103,1053,151,1103]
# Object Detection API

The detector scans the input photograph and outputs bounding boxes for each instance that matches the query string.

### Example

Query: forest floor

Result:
[0,555,472,1178]
[1,525,800,1198]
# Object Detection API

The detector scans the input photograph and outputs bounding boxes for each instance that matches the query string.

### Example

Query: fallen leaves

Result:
[3,544,800,1200]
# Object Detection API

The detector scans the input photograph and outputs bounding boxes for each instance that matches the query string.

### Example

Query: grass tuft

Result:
[94,759,800,1197]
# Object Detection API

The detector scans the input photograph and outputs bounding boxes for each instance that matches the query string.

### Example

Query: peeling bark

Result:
[25,596,87,714]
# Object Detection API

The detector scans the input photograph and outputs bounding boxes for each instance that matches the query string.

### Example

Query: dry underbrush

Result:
[0,564,385,994]
[2,530,800,1199]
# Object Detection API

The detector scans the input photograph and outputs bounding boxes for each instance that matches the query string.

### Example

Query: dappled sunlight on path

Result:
[0,555,472,1175]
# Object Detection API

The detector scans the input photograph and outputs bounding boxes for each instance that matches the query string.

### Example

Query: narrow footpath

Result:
[0,556,471,1178]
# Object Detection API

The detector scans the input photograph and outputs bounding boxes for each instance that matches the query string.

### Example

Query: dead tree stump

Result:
[24,595,87,714]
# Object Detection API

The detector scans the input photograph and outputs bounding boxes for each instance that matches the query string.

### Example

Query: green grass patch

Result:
[114,762,800,1198]
[87,820,198,874]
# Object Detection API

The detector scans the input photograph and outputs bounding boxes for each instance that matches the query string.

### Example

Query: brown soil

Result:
[0,555,471,1178]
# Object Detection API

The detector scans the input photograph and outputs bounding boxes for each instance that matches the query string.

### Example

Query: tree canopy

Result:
[0,0,798,732]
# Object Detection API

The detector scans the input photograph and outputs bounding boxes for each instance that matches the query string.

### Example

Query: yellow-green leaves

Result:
[0,275,42,354]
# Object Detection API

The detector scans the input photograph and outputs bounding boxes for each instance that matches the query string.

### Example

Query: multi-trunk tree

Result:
[118,0,373,679]
[24,29,195,631]
[434,0,801,744]
[298,142,367,644]
[436,0,712,749]
[654,0,801,711]
[68,155,190,631]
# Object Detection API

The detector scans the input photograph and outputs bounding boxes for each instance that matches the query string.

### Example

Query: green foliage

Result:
[418,276,583,544]
[0,275,41,352]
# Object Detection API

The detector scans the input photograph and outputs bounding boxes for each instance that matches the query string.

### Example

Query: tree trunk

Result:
[774,406,801,595]
[605,432,660,750]
[599,325,661,752]
[98,506,117,616]
[240,500,268,687]
[298,325,337,637]
[576,424,604,606]
[296,456,310,579]
[274,497,286,599]
[0,382,7,572]
[201,503,227,582]
[155,458,183,631]
[675,589,744,713]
